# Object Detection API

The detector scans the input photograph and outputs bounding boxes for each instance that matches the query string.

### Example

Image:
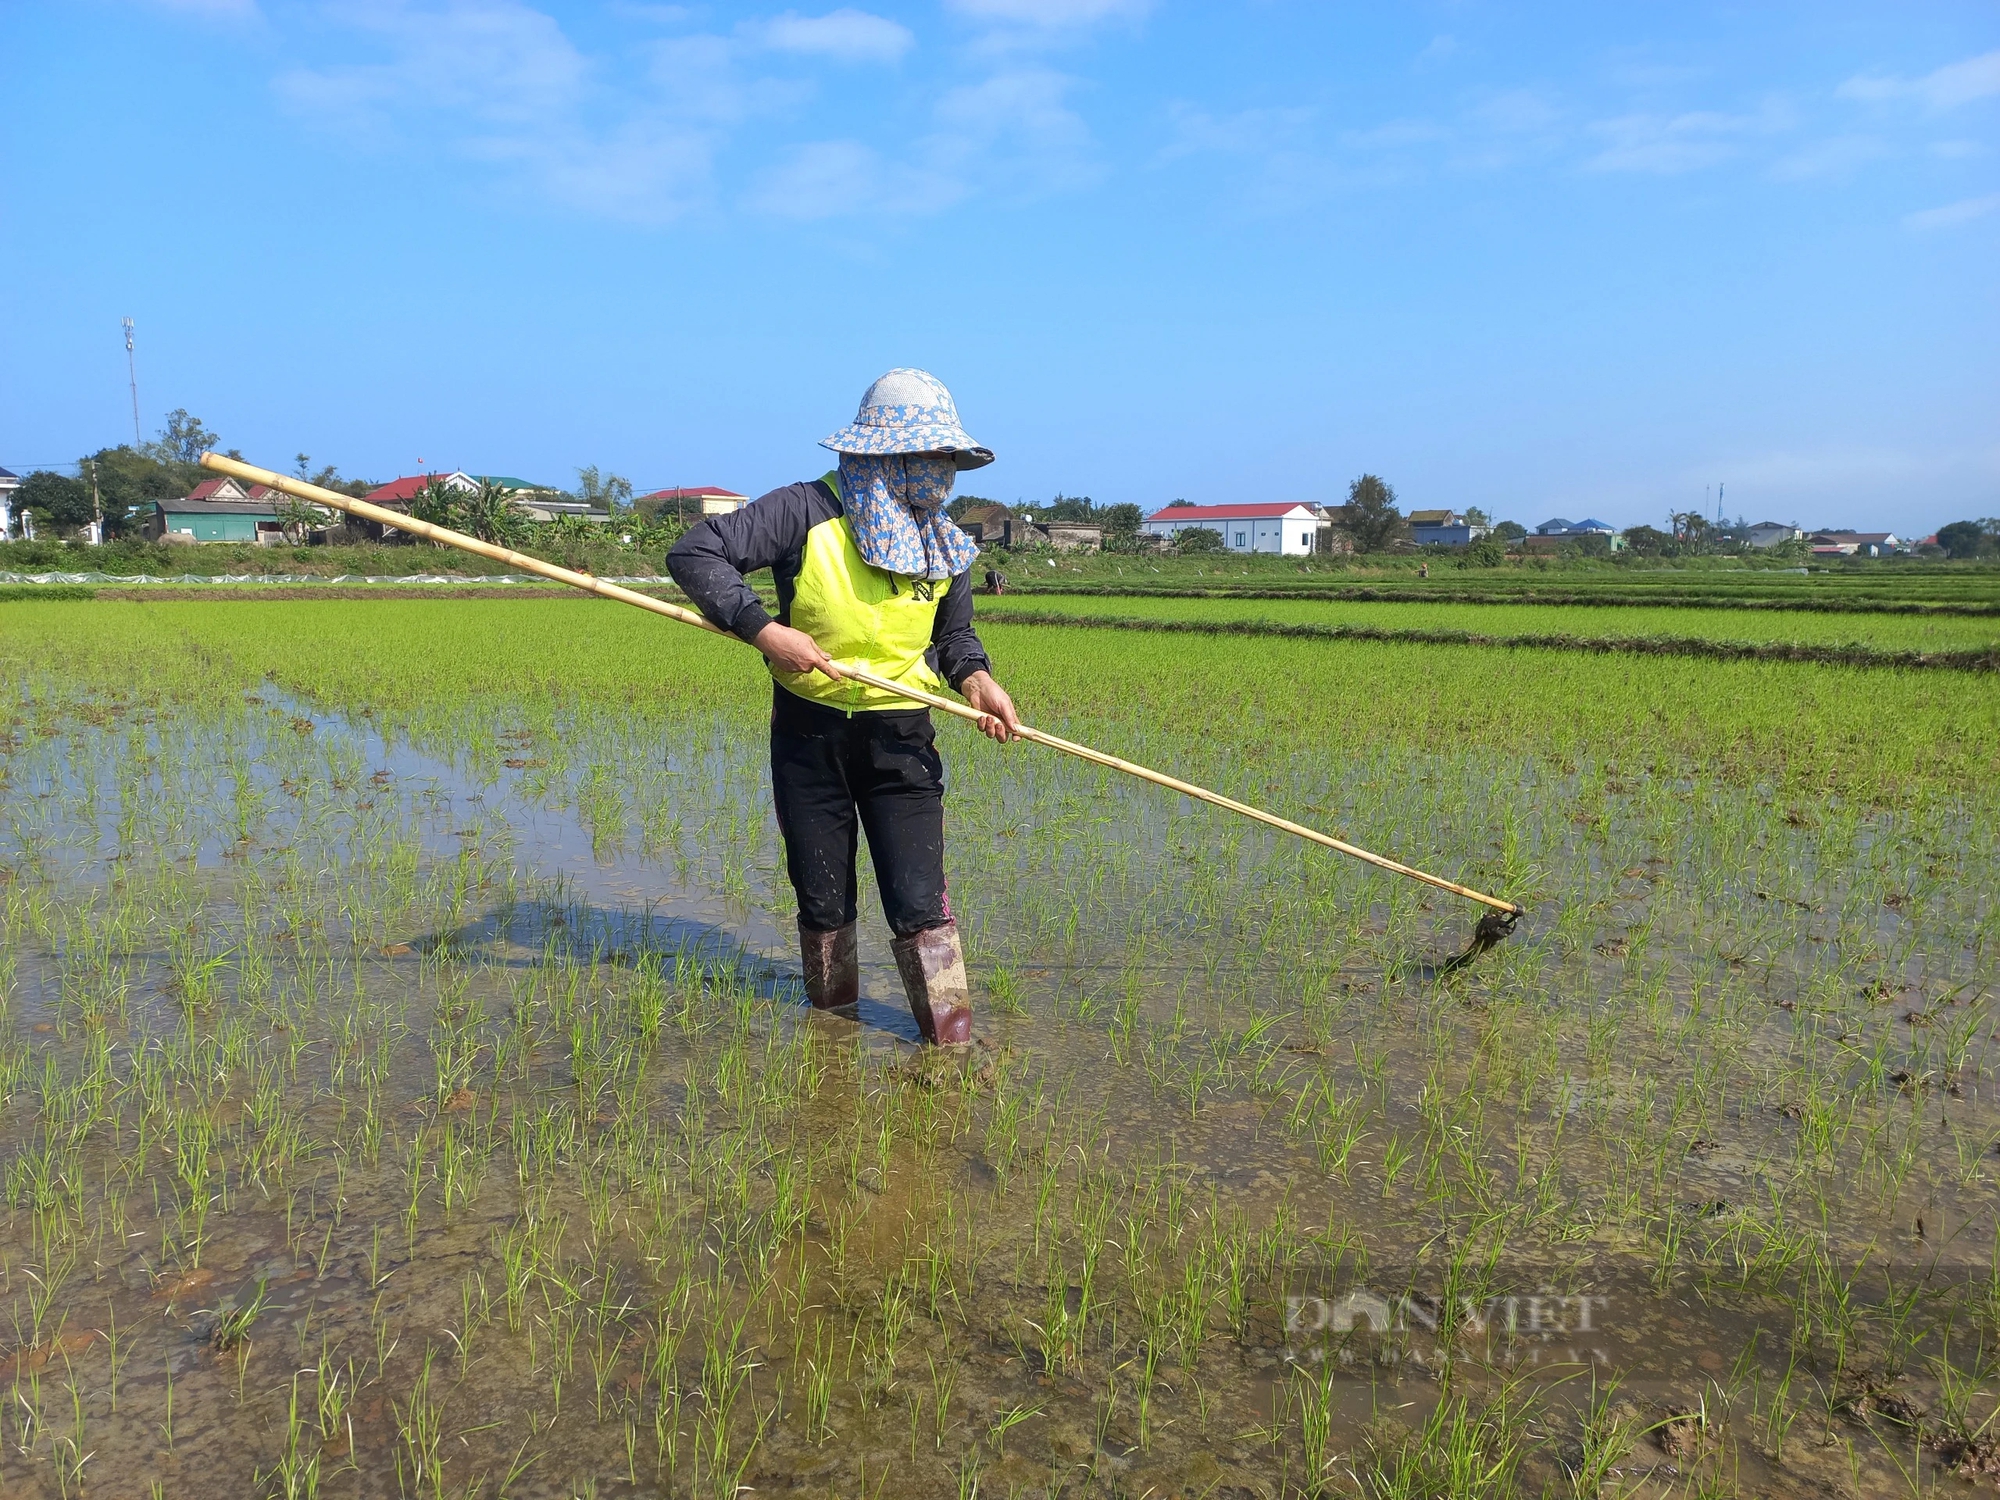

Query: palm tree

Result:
[457,481,530,547]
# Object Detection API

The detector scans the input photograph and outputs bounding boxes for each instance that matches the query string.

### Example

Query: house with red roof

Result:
[638,486,748,518]
[1141,501,1320,556]
[363,473,477,509]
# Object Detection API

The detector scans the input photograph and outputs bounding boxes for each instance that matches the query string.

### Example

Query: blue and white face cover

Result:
[837,453,980,582]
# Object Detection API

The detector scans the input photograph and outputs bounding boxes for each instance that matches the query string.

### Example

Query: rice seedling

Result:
[0,594,1991,1495]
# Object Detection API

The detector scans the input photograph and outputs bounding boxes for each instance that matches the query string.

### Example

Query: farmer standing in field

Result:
[668,370,1020,1046]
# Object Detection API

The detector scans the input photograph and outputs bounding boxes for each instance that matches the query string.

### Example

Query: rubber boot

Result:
[798,921,859,1012]
[891,921,973,1046]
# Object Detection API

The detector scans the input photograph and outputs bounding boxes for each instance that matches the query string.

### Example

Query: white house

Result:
[1810,531,1901,557]
[1141,502,1319,556]
[1745,521,1802,549]
[0,467,17,540]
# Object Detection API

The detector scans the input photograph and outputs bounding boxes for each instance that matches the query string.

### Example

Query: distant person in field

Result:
[668,370,1019,1046]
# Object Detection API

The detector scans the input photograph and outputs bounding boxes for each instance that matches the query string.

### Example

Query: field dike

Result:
[1002,583,2000,616]
[981,606,2000,672]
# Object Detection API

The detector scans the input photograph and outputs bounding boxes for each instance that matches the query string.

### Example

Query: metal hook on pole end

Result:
[1434,907,1526,976]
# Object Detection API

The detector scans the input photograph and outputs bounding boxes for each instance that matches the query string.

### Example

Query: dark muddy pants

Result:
[770,686,949,938]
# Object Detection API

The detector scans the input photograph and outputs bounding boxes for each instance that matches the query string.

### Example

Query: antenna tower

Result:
[122,318,142,446]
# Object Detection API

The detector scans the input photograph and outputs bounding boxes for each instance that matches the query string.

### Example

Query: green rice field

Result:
[2,596,1997,1498]
[981,593,2000,655]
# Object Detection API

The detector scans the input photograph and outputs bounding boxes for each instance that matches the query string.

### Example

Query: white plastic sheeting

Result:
[0,572,670,586]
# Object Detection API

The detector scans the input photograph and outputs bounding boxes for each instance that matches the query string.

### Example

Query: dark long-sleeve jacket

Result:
[666,478,993,690]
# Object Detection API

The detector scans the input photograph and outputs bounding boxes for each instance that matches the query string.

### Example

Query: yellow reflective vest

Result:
[771,472,953,712]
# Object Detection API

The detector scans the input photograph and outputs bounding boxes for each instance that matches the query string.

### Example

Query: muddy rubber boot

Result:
[891,921,973,1046]
[798,922,859,1012]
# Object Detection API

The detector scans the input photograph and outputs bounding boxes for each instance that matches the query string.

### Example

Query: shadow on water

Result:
[265,687,932,1045]
[412,896,925,1044]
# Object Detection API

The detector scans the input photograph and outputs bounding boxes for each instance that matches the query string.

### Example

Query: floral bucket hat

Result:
[819,368,994,471]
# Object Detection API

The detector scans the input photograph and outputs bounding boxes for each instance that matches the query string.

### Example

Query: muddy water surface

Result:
[1,689,1996,1497]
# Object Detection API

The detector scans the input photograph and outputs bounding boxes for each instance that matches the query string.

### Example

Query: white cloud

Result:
[751,9,914,63]
[947,0,1148,24]
[1584,107,1784,174]
[747,139,959,216]
[747,66,1094,217]
[469,121,715,218]
[1904,192,2000,231]
[277,0,589,129]
[1840,49,2000,111]
[644,33,803,126]
[274,1,738,221]
[1415,34,1456,67]
[935,67,1086,144]
[1770,133,1888,181]
[1338,119,1447,151]
[140,0,261,15]
[1471,89,1561,136]
[1156,103,1315,162]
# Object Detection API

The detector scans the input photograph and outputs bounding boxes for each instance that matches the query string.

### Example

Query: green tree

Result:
[1669,512,1711,553]
[78,444,195,533]
[16,471,95,532]
[276,495,330,544]
[149,409,219,465]
[1494,520,1527,541]
[1464,535,1506,568]
[1046,493,1097,522]
[457,480,530,547]
[1343,473,1404,553]
[1622,524,1673,557]
[290,453,367,494]
[1100,502,1142,535]
[409,477,468,534]
[536,513,609,568]
[575,466,635,511]
[1937,520,1989,560]
[1175,525,1225,554]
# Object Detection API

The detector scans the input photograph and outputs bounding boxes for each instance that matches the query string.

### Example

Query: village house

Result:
[1042,522,1103,553]
[1744,521,1803,549]
[1533,517,1616,538]
[955,503,1011,544]
[1810,531,1902,557]
[359,472,607,524]
[1140,502,1319,556]
[638,486,748,518]
[363,472,478,509]
[149,477,289,543]
[1408,509,1489,547]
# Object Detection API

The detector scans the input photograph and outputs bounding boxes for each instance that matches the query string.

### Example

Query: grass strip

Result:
[0,584,94,601]
[980,607,2000,672]
[1002,584,2000,616]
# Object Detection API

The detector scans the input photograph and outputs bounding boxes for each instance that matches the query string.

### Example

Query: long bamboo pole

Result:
[201,452,1523,915]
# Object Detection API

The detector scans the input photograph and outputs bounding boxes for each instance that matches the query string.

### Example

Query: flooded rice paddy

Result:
[2,677,1997,1498]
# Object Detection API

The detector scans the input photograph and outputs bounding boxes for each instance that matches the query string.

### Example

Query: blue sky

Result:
[3,1,1995,533]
